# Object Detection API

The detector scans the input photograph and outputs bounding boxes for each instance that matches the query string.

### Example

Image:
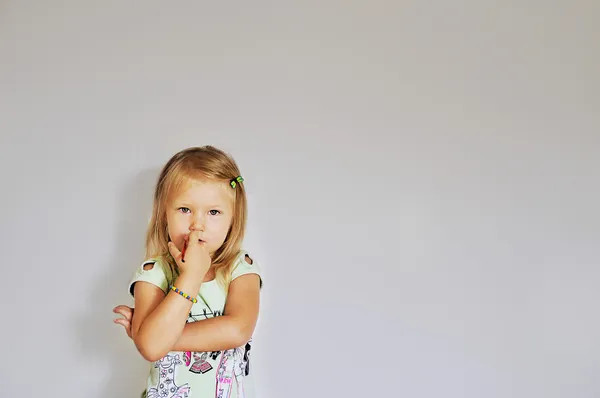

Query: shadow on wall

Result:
[76,168,159,397]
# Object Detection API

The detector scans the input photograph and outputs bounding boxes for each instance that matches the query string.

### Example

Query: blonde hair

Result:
[145,145,247,292]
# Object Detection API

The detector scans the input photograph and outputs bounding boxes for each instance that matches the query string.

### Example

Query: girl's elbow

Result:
[133,332,166,362]
[232,326,253,347]
[138,345,164,363]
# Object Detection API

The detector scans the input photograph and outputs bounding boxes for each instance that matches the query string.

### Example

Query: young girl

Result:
[112,146,263,398]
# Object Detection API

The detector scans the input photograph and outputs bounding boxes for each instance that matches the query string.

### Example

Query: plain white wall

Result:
[1,1,599,397]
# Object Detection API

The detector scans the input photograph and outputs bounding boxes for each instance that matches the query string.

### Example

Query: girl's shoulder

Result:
[231,249,263,288]
[128,256,176,297]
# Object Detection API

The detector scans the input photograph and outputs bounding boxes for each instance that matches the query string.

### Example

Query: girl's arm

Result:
[114,273,261,354]
[131,270,203,362]
[171,273,261,352]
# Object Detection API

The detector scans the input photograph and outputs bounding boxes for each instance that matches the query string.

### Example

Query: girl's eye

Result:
[178,207,191,214]
[209,209,221,216]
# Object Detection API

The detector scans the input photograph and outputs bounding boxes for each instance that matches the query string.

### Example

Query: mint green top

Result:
[128,250,263,398]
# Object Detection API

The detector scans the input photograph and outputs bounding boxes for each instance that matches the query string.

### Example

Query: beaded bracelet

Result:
[169,285,198,304]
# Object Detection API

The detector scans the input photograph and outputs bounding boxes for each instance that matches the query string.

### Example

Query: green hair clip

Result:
[230,176,244,188]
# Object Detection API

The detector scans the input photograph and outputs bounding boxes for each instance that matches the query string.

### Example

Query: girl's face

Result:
[166,179,234,256]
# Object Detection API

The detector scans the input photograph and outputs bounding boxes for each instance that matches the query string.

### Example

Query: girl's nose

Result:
[190,216,205,232]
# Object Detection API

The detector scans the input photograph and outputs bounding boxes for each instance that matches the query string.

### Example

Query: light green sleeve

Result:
[128,258,174,297]
[231,250,263,289]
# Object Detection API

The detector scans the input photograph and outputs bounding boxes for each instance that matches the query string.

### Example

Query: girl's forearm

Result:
[133,272,203,361]
[171,315,247,352]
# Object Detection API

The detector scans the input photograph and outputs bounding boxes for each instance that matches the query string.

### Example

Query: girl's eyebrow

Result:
[174,202,225,208]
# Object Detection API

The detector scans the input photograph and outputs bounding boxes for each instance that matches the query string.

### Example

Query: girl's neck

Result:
[203,267,216,282]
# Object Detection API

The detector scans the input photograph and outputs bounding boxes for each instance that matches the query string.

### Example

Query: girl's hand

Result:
[168,231,211,278]
[113,305,134,339]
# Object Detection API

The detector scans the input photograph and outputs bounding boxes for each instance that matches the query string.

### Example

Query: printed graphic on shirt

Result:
[178,303,254,398]
[187,308,223,322]
[189,351,213,374]
[146,354,191,398]
[216,345,251,398]
[242,341,252,376]
[183,308,224,374]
